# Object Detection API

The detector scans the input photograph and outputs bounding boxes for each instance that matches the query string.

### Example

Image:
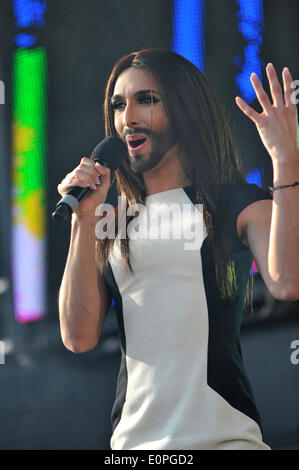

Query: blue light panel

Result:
[172,0,206,72]
[235,0,265,104]
[13,0,47,28]
[246,167,264,187]
[14,33,36,48]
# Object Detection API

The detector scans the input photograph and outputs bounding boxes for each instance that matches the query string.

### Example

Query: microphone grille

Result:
[90,136,127,173]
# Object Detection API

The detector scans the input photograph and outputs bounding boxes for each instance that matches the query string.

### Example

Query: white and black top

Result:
[102,183,273,450]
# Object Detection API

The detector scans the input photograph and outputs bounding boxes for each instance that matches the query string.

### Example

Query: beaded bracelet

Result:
[268,181,299,191]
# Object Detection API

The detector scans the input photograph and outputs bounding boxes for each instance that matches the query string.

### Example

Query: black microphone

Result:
[52,136,127,223]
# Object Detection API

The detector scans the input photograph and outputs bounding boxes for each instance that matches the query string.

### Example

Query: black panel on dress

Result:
[182,183,273,430]
[103,262,128,432]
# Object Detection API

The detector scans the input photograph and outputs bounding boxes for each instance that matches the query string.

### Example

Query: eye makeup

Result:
[110,89,161,110]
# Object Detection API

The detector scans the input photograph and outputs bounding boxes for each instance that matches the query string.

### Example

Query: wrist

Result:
[272,157,299,186]
[72,211,98,227]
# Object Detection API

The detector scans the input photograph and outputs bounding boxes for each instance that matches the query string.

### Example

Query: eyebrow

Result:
[110,89,160,102]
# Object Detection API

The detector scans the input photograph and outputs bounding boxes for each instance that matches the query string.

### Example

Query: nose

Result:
[123,101,139,128]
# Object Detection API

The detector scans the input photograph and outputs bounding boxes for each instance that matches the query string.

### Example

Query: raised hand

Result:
[235,63,299,165]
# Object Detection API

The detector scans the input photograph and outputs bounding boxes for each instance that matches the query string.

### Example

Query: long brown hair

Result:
[97,48,248,301]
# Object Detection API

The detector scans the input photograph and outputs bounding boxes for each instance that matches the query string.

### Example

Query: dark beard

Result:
[125,124,178,174]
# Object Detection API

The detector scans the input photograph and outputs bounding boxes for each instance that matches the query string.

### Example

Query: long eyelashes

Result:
[111,95,161,111]
[110,101,124,111]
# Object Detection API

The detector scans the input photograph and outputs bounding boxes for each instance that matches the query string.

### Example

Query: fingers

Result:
[265,63,284,109]
[249,64,284,112]
[236,63,296,122]
[282,67,296,111]
[250,72,273,114]
[71,159,99,189]
[57,157,110,196]
[235,96,259,123]
[283,67,291,107]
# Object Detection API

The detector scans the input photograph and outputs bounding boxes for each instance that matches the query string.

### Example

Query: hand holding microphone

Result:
[56,158,110,221]
[53,136,127,222]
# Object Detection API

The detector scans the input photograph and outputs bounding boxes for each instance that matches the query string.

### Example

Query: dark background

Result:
[0,0,298,450]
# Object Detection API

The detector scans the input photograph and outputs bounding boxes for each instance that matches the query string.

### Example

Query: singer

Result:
[58,49,299,450]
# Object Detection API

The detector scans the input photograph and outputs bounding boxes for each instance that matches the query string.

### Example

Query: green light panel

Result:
[11,47,48,323]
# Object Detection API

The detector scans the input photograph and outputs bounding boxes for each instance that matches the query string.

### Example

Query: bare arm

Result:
[267,159,299,296]
[57,156,111,353]
[235,63,299,300]
[59,214,111,353]
[238,160,299,302]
